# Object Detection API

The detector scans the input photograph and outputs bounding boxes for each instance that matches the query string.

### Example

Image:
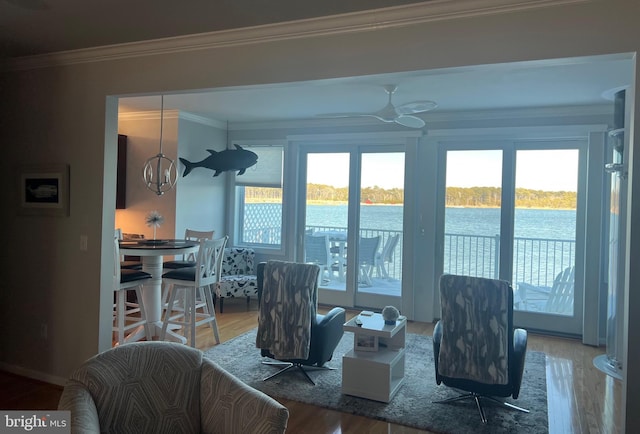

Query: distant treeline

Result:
[245,184,577,209]
[446,187,576,209]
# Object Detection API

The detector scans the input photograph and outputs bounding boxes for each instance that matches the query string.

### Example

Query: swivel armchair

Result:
[256,261,346,385]
[58,341,289,434]
[433,274,528,424]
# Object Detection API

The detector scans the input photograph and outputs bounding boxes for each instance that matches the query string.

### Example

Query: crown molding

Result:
[119,110,226,129]
[426,103,612,122]
[118,110,180,121]
[179,112,226,129]
[425,123,608,139]
[117,103,610,131]
[7,0,590,71]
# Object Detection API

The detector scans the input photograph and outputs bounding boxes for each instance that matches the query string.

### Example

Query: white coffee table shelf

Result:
[342,312,407,402]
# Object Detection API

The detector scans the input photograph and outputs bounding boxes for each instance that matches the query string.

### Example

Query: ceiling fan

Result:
[318,84,437,128]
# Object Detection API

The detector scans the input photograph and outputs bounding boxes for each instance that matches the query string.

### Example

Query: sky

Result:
[446,149,579,192]
[307,153,405,190]
[307,149,579,192]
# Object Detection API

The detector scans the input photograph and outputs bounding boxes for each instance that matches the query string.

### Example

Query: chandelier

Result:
[143,95,177,195]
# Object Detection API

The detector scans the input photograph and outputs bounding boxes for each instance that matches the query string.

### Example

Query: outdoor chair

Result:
[256,261,346,385]
[304,234,333,283]
[375,233,400,279]
[358,236,381,286]
[515,266,575,315]
[58,341,289,434]
[433,274,528,424]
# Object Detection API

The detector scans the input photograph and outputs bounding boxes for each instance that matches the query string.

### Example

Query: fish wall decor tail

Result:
[179,144,258,177]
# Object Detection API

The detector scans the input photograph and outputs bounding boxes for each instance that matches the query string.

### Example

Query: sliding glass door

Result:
[356,152,404,307]
[440,142,584,335]
[300,144,405,309]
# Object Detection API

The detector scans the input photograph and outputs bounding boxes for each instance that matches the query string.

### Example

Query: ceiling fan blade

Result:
[316,112,375,119]
[317,113,395,123]
[395,100,438,115]
[317,84,435,128]
[394,115,425,128]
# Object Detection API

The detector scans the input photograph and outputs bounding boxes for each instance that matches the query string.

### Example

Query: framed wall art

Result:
[18,164,70,216]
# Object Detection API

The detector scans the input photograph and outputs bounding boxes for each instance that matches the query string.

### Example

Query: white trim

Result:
[426,104,613,122]
[118,109,179,122]
[6,0,591,71]
[118,110,224,128]
[287,131,423,143]
[180,112,226,129]
[426,124,609,139]
[0,362,67,387]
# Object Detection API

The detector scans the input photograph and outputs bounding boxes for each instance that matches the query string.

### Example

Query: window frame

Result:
[226,140,287,254]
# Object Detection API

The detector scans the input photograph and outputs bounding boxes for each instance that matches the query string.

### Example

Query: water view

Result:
[244,203,576,291]
[306,204,576,240]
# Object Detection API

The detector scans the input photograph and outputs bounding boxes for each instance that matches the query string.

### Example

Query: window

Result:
[234,145,284,248]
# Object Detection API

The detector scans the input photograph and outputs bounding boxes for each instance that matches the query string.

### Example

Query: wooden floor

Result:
[0,299,623,433]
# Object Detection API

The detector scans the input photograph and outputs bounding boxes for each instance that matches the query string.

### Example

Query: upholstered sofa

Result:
[58,341,289,434]
[216,247,258,313]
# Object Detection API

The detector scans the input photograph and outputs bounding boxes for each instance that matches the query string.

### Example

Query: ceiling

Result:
[1,0,632,126]
[0,0,425,58]
[119,56,632,126]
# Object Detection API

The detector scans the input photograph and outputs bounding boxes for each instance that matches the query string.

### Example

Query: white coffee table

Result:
[342,312,406,402]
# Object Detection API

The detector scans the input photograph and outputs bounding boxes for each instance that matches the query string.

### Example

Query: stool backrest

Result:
[182,229,215,261]
[195,236,228,287]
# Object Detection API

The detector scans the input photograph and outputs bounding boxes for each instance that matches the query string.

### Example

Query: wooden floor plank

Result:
[0,299,622,433]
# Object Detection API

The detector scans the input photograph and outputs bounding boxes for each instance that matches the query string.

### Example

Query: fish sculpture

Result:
[179,144,258,177]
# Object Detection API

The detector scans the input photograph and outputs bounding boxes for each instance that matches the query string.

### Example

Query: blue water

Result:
[305,204,576,240]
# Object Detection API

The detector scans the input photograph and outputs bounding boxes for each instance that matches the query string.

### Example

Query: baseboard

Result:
[0,362,67,387]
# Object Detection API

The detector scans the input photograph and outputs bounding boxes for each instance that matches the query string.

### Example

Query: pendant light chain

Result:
[142,94,178,195]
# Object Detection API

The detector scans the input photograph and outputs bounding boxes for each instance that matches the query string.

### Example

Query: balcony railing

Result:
[445,233,575,288]
[239,203,575,288]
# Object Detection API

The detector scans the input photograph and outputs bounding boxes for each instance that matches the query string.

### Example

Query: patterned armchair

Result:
[216,247,258,313]
[58,341,289,434]
[432,274,528,424]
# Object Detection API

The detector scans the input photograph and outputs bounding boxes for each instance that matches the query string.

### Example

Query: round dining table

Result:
[119,239,199,342]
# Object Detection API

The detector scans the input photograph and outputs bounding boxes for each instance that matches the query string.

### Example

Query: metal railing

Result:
[239,204,575,286]
[308,225,404,281]
[444,233,575,287]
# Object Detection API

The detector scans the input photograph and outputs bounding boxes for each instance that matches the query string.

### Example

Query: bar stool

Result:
[161,236,228,347]
[163,229,215,269]
[113,237,152,345]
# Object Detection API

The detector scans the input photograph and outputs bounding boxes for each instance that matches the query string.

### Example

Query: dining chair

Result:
[161,236,228,347]
[112,237,152,345]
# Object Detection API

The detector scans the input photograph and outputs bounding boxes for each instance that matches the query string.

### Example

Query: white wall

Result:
[175,118,227,238]
[1,0,639,430]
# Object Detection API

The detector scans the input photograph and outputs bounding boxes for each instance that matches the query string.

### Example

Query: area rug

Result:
[203,330,548,434]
